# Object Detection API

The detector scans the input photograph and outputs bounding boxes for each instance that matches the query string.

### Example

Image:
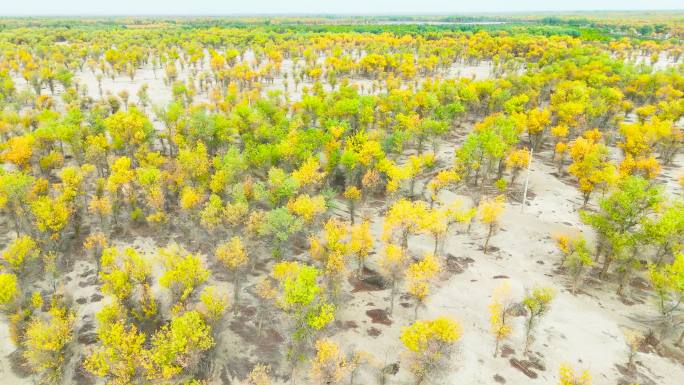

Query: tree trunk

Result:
[233,271,240,315]
[483,224,493,254]
[349,200,355,224]
[389,277,397,315]
[600,255,613,278]
[524,316,535,354]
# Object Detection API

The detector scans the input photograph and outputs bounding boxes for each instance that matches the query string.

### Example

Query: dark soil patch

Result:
[630,276,650,290]
[349,267,386,292]
[220,366,232,385]
[654,341,684,366]
[90,293,103,302]
[501,344,515,358]
[493,374,506,384]
[8,349,31,378]
[382,362,400,376]
[76,297,88,304]
[620,296,644,306]
[77,321,98,344]
[639,331,658,354]
[78,276,97,287]
[78,269,94,278]
[238,306,257,318]
[366,309,392,325]
[291,233,310,255]
[493,275,510,279]
[78,321,94,334]
[229,314,283,361]
[221,358,253,384]
[615,364,657,385]
[446,254,474,274]
[72,362,96,385]
[342,320,358,329]
[400,302,411,308]
[509,358,545,379]
[483,245,500,253]
[615,364,632,376]
[78,332,99,345]
[367,327,382,337]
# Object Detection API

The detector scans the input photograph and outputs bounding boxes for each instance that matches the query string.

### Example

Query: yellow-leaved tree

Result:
[216,236,248,314]
[406,253,441,321]
[566,131,616,206]
[478,195,505,254]
[400,316,462,385]
[310,339,347,385]
[349,220,374,277]
[381,243,409,315]
[489,281,515,357]
[23,305,75,385]
[557,363,591,385]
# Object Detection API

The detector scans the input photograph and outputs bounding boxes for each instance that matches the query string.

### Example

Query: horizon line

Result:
[1,9,683,17]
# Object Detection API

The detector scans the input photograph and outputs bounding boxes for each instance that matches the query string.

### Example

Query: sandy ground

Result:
[2,51,684,385]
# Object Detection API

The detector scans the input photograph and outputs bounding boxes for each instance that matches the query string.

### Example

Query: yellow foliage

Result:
[200,286,228,322]
[1,134,34,168]
[88,196,113,217]
[619,155,661,179]
[382,199,428,244]
[2,235,39,272]
[558,363,592,385]
[400,316,461,382]
[478,195,505,225]
[215,236,248,270]
[84,320,146,384]
[179,186,203,210]
[349,220,374,260]
[489,281,514,349]
[31,196,70,236]
[311,339,347,385]
[287,194,326,222]
[224,200,249,227]
[343,186,361,201]
[427,169,460,202]
[245,364,272,385]
[406,253,441,302]
[400,316,462,352]
[0,273,19,307]
[506,148,531,170]
[292,157,326,188]
[23,306,75,384]
[323,217,348,253]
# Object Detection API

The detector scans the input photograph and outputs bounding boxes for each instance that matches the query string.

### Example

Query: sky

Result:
[2,0,682,16]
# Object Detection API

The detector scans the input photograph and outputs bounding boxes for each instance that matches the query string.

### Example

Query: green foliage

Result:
[522,286,556,352]
[84,320,146,384]
[581,176,664,293]
[1,235,40,273]
[159,246,210,303]
[146,310,214,380]
[273,262,335,340]
[259,208,303,259]
[23,306,75,385]
[648,253,684,318]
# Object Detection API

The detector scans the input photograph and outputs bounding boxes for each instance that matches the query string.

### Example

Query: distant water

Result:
[373,21,507,25]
